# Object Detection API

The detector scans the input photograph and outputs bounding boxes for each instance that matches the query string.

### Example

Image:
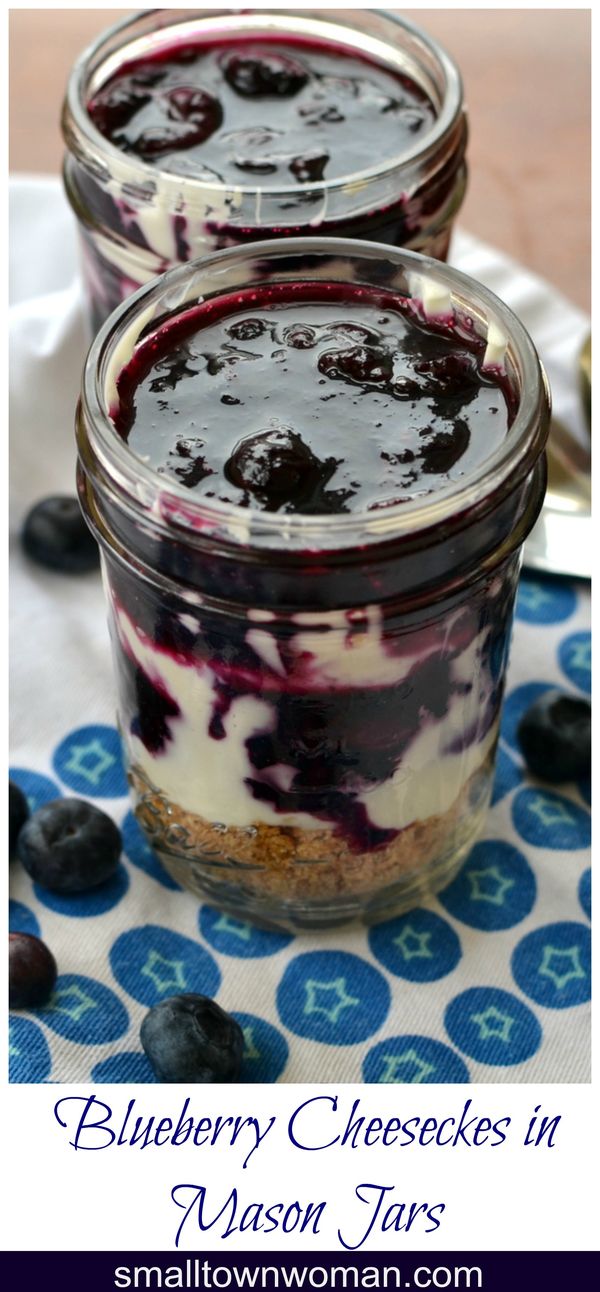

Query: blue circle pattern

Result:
[277,951,390,1045]
[8,559,590,1090]
[512,788,590,850]
[200,905,293,959]
[363,1036,470,1084]
[511,922,590,1009]
[9,899,40,937]
[445,987,541,1066]
[439,840,536,932]
[36,974,129,1045]
[579,869,591,921]
[92,1052,156,1083]
[9,766,62,812]
[53,725,128,798]
[369,909,461,982]
[516,577,576,625]
[558,631,591,695]
[232,1013,289,1083]
[110,925,220,1007]
[121,810,180,891]
[9,1015,52,1082]
[34,863,129,918]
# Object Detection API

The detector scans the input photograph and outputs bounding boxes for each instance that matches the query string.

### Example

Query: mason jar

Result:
[76,239,549,931]
[62,7,468,331]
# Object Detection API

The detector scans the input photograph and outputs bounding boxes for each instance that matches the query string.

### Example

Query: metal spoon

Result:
[523,413,591,579]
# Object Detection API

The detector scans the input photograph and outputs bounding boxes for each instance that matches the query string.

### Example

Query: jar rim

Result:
[63,6,465,202]
[79,236,550,554]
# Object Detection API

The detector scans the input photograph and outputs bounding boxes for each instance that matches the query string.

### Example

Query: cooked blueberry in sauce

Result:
[113,283,515,515]
[88,37,436,183]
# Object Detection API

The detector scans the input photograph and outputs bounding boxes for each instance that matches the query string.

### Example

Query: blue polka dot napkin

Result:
[9,177,591,1084]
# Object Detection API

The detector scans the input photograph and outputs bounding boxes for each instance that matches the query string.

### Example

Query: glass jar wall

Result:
[76,241,549,930]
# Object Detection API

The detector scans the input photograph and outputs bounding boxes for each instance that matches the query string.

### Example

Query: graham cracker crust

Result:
[129,747,494,926]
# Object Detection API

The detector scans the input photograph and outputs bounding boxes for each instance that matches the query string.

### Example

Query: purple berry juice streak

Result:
[110,575,514,852]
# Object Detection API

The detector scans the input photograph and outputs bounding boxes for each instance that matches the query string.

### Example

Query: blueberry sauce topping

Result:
[113,284,516,515]
[88,36,436,183]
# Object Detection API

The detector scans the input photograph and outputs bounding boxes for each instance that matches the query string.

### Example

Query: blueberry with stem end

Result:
[17,798,122,892]
[517,690,591,784]
[9,781,29,855]
[9,932,57,1009]
[22,496,99,573]
[140,994,244,1083]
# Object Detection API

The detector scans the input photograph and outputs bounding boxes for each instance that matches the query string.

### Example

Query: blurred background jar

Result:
[61,7,468,330]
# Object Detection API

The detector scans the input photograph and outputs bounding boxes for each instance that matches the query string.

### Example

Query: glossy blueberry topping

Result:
[113,283,516,515]
[17,799,122,893]
[517,690,591,784]
[88,36,436,183]
[140,994,244,1083]
[9,932,57,1010]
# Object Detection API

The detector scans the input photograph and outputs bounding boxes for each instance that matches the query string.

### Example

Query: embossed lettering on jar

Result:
[62,8,468,330]
[76,241,550,931]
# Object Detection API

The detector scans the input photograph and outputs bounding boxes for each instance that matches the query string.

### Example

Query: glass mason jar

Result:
[62,7,468,331]
[76,239,549,932]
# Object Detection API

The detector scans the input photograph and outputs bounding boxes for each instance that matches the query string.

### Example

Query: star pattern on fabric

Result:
[140,949,187,994]
[62,738,115,786]
[567,640,591,672]
[213,914,252,942]
[392,925,434,960]
[303,977,360,1024]
[518,584,552,611]
[378,1049,436,1084]
[467,865,515,906]
[470,1004,514,1043]
[538,944,586,991]
[51,984,97,1022]
[526,794,576,830]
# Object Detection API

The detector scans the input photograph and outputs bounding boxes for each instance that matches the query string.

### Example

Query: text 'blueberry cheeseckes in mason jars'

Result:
[77,241,550,931]
[62,8,467,329]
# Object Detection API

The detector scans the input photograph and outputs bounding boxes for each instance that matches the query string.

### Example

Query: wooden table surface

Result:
[9,7,590,312]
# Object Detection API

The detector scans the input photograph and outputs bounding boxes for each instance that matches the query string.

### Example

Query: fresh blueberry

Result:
[517,690,591,783]
[17,799,122,892]
[140,994,244,1083]
[9,781,29,855]
[9,932,57,1008]
[21,497,99,573]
